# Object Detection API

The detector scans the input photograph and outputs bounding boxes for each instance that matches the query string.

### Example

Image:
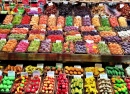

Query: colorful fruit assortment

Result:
[106,66,124,77]
[11,28,28,34]
[25,76,41,93]
[39,39,51,53]
[25,65,43,75]
[97,78,113,94]
[44,66,63,75]
[52,42,62,53]
[15,40,29,52]
[0,39,6,51]
[56,74,69,94]
[63,42,75,53]
[84,77,98,94]
[21,15,31,24]
[65,66,83,75]
[28,34,45,41]
[27,40,40,52]
[86,43,99,54]
[41,76,55,93]
[11,76,29,94]
[39,15,48,25]
[71,78,83,94]
[2,39,17,52]
[0,76,15,93]
[8,34,26,40]
[85,67,105,76]
[112,77,128,94]
[3,15,13,24]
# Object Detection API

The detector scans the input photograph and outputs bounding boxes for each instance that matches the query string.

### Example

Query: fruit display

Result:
[65,16,73,26]
[39,39,51,53]
[32,24,46,30]
[84,77,98,94]
[2,39,17,52]
[11,28,28,34]
[64,26,79,32]
[85,67,105,76]
[64,66,83,75]
[0,24,13,29]
[74,16,82,27]
[27,40,40,52]
[97,78,113,94]
[25,75,41,93]
[48,15,56,26]
[28,34,45,41]
[63,42,75,53]
[21,15,31,24]
[47,30,63,35]
[118,31,130,41]
[15,40,29,52]
[109,16,119,27]
[97,42,111,55]
[44,66,63,75]
[112,77,128,94]
[3,15,13,24]
[0,39,6,51]
[0,76,15,93]
[126,66,130,76]
[25,65,43,75]
[80,26,95,32]
[118,17,128,27]
[3,65,22,74]
[12,15,22,25]
[52,42,62,53]
[41,76,55,94]
[120,42,130,55]
[64,31,80,36]
[11,76,29,94]
[57,16,65,27]
[15,24,31,29]
[82,16,91,26]
[100,31,117,37]
[100,17,110,27]
[0,34,7,39]
[66,35,82,42]
[92,16,101,27]
[114,26,130,32]
[84,35,101,43]
[97,26,112,31]
[47,26,62,31]
[0,29,10,34]
[125,77,130,91]
[106,66,124,77]
[29,30,45,34]
[56,74,69,94]
[47,35,64,42]
[39,15,48,25]
[71,78,83,94]
[30,15,39,25]
[103,36,122,43]
[75,41,87,53]
[8,34,26,40]
[86,43,99,54]
[82,31,98,36]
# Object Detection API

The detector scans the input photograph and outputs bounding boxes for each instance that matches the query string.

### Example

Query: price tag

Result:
[81,3,86,6]
[1,38,6,41]
[86,40,94,43]
[34,39,40,41]
[74,75,81,78]
[16,64,23,68]
[33,70,41,77]
[94,14,99,18]
[47,71,54,77]
[8,71,15,77]
[99,3,103,6]
[50,14,55,17]
[95,63,102,68]
[76,34,81,36]
[0,70,2,76]
[86,72,93,78]
[63,1,68,4]
[56,63,63,68]
[102,15,106,18]
[120,4,124,8]
[93,30,97,32]
[76,16,81,18]
[100,73,108,79]
[21,72,28,77]
[74,65,81,68]
[48,2,53,6]
[85,15,89,18]
[34,14,38,16]
[37,63,44,68]
[56,40,61,43]
[22,40,28,43]
[115,64,123,68]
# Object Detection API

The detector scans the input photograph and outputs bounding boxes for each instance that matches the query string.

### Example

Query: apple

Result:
[25,88,31,93]
[31,88,36,93]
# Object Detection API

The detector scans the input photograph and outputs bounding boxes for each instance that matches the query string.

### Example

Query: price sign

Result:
[75,34,81,36]
[8,71,15,77]
[21,72,28,77]
[47,71,54,77]
[120,4,124,8]
[33,70,40,77]
[100,73,108,79]
[37,63,44,68]
[86,72,93,78]
[0,70,2,76]
[81,3,86,6]
[86,40,94,43]
[1,38,6,41]
[56,40,61,43]
[74,65,81,68]
[34,14,38,16]
[16,64,23,68]
[95,63,102,68]
[74,75,81,78]
[56,63,63,68]
[115,64,123,68]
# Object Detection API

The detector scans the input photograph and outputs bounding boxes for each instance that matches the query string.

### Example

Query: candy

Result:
[48,15,56,26]
[100,17,110,27]
[30,16,39,25]
[3,15,13,24]
[12,15,22,25]
[82,16,91,26]
[65,16,73,26]
[0,39,6,51]
[52,42,62,53]
[84,35,101,43]
[74,16,82,27]
[11,28,28,34]
[66,35,82,42]
[21,15,31,24]
[2,39,17,52]
[118,17,127,27]
[75,41,87,53]
[28,40,40,52]
[39,15,48,25]
[80,26,95,32]
[8,34,26,41]
[47,35,64,42]
[15,40,29,52]
[28,34,45,41]
[100,31,117,37]
[63,42,75,53]
[109,16,119,27]
[57,16,65,27]
[108,42,124,55]
[92,16,100,27]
